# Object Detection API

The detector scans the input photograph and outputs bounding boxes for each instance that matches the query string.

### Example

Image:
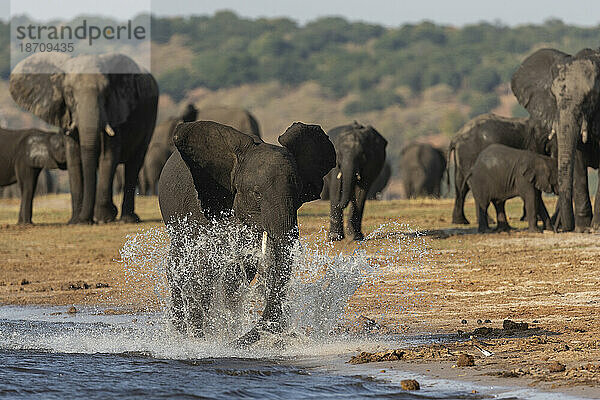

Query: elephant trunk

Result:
[76,96,103,222]
[555,111,579,231]
[339,162,358,209]
[260,199,298,327]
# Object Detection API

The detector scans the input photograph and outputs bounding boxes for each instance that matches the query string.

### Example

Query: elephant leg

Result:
[524,188,542,232]
[537,192,555,232]
[16,164,41,225]
[493,200,511,232]
[573,150,592,231]
[476,200,491,233]
[138,167,148,196]
[592,169,600,230]
[121,154,145,223]
[348,186,368,241]
[452,170,470,224]
[328,172,345,241]
[94,143,118,223]
[65,135,84,224]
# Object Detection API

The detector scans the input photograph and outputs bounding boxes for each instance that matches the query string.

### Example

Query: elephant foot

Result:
[592,218,600,231]
[120,213,141,224]
[574,225,591,233]
[350,232,364,241]
[452,215,469,225]
[527,226,544,233]
[575,215,592,232]
[95,203,118,224]
[232,321,282,348]
[494,223,512,233]
[477,226,493,234]
[69,216,94,225]
[17,220,33,226]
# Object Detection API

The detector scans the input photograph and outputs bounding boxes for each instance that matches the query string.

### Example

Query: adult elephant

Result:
[159,121,335,345]
[321,122,391,200]
[399,142,446,199]
[325,124,387,241]
[136,104,260,195]
[511,48,600,231]
[10,53,158,224]
[448,114,554,224]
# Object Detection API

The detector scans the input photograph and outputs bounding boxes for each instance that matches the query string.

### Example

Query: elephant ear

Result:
[9,53,72,128]
[278,122,336,204]
[511,48,571,131]
[173,121,256,209]
[101,54,157,126]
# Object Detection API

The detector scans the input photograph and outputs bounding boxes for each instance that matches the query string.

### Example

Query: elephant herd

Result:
[3,47,600,344]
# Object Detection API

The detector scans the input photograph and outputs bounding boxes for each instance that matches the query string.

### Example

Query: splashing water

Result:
[117,216,437,348]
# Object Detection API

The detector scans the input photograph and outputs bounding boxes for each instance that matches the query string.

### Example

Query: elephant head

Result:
[181,103,198,123]
[163,121,335,343]
[10,52,158,223]
[511,48,600,231]
[522,156,559,195]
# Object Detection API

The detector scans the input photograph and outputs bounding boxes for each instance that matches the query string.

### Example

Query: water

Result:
[0,222,584,399]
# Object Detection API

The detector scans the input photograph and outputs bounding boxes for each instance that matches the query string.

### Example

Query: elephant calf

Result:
[0,128,66,224]
[467,144,558,233]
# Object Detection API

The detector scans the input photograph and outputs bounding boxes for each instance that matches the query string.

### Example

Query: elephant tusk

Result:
[105,124,116,137]
[581,119,588,143]
[336,172,342,179]
[261,231,268,256]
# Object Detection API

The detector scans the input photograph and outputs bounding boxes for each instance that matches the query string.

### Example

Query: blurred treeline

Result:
[148,12,600,113]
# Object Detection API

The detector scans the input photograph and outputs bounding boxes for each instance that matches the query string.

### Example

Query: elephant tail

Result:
[447,140,456,187]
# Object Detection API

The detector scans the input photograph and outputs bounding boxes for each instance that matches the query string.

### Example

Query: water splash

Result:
[116,216,436,349]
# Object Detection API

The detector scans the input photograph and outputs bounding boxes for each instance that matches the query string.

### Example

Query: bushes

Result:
[343,89,403,115]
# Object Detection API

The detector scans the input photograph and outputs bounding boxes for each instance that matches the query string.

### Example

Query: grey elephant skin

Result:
[448,113,554,224]
[399,142,446,198]
[0,170,58,198]
[158,121,335,346]
[321,122,391,200]
[0,128,66,224]
[511,48,600,231]
[468,144,558,233]
[10,53,159,224]
[133,104,260,195]
[325,124,387,241]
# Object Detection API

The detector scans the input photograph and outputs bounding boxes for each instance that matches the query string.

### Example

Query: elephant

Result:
[467,144,558,233]
[132,104,260,195]
[511,48,600,231]
[399,142,446,198]
[320,122,391,200]
[10,53,159,224]
[0,128,66,224]
[0,169,59,198]
[325,124,387,241]
[448,114,554,224]
[158,121,335,345]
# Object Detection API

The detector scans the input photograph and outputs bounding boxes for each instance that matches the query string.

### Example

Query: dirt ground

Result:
[1,194,599,394]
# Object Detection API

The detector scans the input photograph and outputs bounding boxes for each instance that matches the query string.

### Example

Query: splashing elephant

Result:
[158,121,335,345]
[325,124,387,241]
[10,53,159,224]
[511,48,600,231]
[321,122,391,200]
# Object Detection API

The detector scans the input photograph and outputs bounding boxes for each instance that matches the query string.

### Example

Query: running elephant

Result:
[399,142,446,198]
[325,124,387,241]
[158,121,335,345]
[0,128,66,224]
[10,53,159,224]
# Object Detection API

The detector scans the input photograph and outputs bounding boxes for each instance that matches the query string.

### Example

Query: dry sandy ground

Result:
[1,194,599,396]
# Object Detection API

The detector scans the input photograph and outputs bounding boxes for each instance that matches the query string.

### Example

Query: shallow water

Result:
[0,306,481,400]
[0,306,585,400]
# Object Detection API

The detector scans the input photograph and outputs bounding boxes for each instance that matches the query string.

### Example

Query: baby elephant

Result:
[467,144,557,233]
[0,128,66,224]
